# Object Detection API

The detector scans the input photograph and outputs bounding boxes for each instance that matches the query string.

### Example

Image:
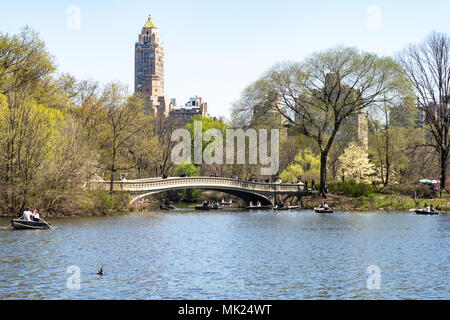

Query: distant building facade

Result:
[169,96,209,124]
[251,91,288,142]
[135,15,171,116]
[135,15,215,124]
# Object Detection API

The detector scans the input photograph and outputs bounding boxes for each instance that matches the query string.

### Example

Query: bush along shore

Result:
[302,181,450,212]
[0,191,134,218]
[301,193,450,212]
[2,181,449,218]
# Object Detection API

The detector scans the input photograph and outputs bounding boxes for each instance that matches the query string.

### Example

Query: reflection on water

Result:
[0,210,448,299]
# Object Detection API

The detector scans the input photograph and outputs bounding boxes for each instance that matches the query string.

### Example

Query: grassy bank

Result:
[302,193,450,212]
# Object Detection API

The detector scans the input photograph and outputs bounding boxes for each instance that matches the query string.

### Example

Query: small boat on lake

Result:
[273,205,300,211]
[160,204,176,210]
[415,209,440,215]
[195,204,212,210]
[245,205,274,210]
[11,219,52,230]
[314,208,334,213]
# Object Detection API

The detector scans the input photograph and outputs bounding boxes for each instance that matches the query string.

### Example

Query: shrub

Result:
[79,190,130,215]
[328,180,375,197]
[380,184,429,196]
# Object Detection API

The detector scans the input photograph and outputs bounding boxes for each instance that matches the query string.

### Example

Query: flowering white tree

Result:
[339,143,376,183]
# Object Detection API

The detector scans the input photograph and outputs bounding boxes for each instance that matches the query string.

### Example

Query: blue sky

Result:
[1,0,449,119]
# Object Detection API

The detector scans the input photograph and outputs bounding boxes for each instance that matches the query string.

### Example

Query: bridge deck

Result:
[91,177,309,204]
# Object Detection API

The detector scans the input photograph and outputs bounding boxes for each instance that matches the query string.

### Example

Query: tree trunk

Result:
[383,130,390,187]
[319,150,328,198]
[440,149,446,198]
[109,147,116,195]
[384,161,390,187]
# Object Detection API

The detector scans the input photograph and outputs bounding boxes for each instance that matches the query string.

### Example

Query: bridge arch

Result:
[131,187,273,205]
[91,177,307,206]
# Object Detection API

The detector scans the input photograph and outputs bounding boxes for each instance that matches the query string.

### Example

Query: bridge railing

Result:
[91,177,305,194]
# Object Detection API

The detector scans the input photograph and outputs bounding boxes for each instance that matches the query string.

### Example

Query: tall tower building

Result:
[135,15,170,116]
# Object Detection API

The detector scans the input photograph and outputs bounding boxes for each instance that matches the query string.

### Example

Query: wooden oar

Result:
[38,217,54,229]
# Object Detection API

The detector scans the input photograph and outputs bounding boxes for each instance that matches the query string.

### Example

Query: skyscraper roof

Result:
[143,15,156,28]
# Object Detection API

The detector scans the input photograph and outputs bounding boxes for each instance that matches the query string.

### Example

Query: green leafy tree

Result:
[174,163,200,177]
[186,115,228,176]
[280,148,320,182]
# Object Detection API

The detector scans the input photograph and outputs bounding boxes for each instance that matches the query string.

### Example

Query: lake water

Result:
[0,210,448,299]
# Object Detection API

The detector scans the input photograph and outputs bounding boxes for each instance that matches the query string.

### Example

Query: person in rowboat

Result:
[318,201,329,210]
[23,208,32,221]
[256,201,261,207]
[31,209,40,222]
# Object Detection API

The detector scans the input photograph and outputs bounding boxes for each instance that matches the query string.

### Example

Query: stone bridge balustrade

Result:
[91,177,308,205]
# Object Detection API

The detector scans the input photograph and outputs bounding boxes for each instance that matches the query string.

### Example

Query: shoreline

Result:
[1,193,448,219]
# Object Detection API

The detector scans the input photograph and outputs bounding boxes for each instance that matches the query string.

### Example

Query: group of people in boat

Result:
[200,199,232,207]
[248,201,262,207]
[318,201,330,210]
[22,208,41,222]
[276,201,291,208]
[422,203,435,212]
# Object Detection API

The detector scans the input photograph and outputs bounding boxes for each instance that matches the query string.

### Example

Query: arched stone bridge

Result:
[91,177,308,205]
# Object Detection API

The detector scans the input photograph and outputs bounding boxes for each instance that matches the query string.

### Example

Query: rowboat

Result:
[245,205,274,210]
[415,209,440,215]
[273,206,300,211]
[314,208,334,213]
[160,204,176,210]
[11,219,52,230]
[195,205,212,210]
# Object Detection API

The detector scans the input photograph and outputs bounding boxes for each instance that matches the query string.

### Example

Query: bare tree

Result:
[398,31,450,195]
[234,47,408,196]
[100,83,146,194]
